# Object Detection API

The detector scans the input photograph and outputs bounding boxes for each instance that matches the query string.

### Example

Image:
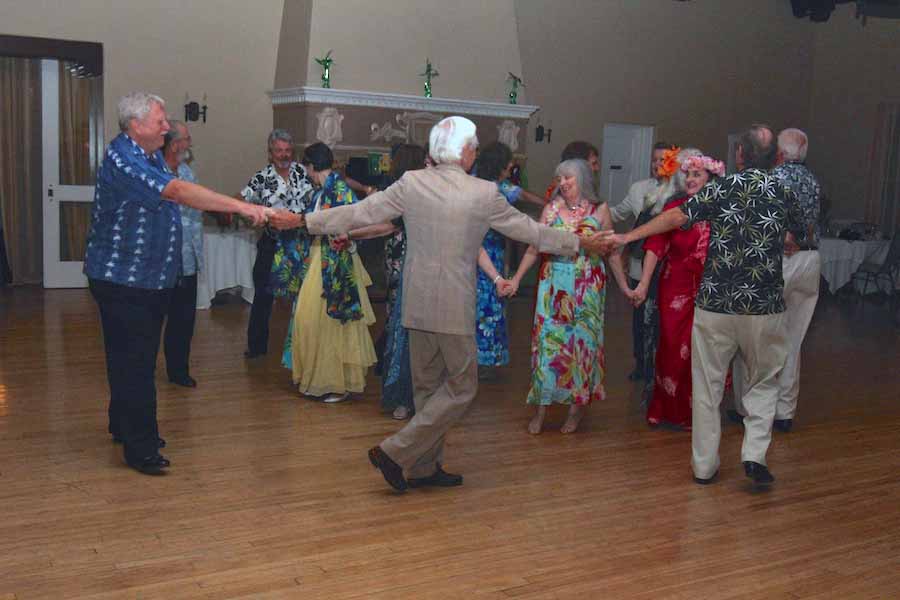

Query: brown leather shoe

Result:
[368,446,407,492]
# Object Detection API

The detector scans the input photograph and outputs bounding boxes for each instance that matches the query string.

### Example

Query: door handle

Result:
[48,187,54,200]
[610,165,623,170]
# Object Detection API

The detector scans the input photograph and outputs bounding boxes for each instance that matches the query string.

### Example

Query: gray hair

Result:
[778,128,808,162]
[429,116,478,164]
[642,148,702,213]
[552,159,599,204]
[117,92,165,132]
[267,128,294,150]
[162,120,187,153]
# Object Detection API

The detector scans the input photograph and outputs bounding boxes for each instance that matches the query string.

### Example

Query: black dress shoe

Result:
[693,470,719,485]
[126,455,168,476]
[112,435,166,449]
[408,467,463,488]
[368,446,407,492]
[244,349,266,359]
[743,461,775,487]
[773,418,793,433]
[169,374,197,387]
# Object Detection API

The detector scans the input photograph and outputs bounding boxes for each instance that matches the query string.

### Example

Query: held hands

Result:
[496,276,519,298]
[238,203,269,227]
[784,232,800,257]
[329,232,351,251]
[626,283,647,307]
[267,209,304,231]
[578,230,626,257]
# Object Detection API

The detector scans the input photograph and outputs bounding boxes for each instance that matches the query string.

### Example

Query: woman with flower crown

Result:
[630,148,726,429]
[510,159,630,434]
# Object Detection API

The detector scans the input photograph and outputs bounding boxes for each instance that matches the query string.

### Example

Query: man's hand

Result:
[496,278,518,298]
[267,209,304,230]
[579,230,624,256]
[784,232,800,257]
[237,203,269,227]
[329,232,351,251]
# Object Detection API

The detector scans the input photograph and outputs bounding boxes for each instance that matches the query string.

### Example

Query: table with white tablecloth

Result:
[196,225,258,309]
[818,237,890,294]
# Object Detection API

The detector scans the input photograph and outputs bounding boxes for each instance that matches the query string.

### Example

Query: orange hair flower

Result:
[657,146,682,179]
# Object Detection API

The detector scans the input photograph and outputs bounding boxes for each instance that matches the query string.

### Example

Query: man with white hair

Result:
[271,116,609,492]
[732,128,822,433]
[84,92,268,475]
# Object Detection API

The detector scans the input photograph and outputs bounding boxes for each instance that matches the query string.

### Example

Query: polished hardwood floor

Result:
[1,284,898,599]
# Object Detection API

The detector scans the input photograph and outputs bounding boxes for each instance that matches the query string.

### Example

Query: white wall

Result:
[0,0,284,193]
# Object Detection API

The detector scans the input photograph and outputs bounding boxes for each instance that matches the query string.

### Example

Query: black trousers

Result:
[90,278,171,462]
[629,277,645,373]
[163,273,198,379]
[246,233,277,355]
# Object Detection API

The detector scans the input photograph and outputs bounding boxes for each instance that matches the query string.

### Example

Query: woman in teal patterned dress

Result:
[472,142,547,379]
[510,159,630,434]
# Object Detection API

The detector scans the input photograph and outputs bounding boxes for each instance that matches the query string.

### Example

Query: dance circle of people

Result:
[85,92,822,494]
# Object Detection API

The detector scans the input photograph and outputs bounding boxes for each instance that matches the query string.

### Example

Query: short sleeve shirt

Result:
[680,168,804,315]
[83,133,179,289]
[175,163,203,276]
[770,161,821,248]
[240,162,314,213]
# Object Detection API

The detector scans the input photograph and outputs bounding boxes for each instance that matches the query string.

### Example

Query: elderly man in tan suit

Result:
[279,117,606,492]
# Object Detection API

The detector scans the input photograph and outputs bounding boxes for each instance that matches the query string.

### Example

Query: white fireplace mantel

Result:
[268,86,539,120]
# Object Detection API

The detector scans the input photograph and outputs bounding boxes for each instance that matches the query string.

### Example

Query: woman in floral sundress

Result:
[510,159,631,434]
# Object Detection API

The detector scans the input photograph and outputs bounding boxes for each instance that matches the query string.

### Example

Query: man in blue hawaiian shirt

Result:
[601,125,806,490]
[84,92,268,475]
[161,120,202,389]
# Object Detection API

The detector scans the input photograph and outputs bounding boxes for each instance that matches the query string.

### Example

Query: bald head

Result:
[778,128,808,162]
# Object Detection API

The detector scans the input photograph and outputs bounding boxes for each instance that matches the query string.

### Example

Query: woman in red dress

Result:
[630,150,725,430]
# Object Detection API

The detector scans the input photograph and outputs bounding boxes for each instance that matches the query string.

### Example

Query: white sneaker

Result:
[322,392,350,404]
[392,406,410,420]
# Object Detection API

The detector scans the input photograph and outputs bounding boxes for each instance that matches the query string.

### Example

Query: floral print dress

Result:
[527,202,607,406]
[476,180,521,366]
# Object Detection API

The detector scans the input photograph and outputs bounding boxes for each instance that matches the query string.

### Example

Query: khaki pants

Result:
[692,308,787,479]
[380,330,478,478]
[733,251,820,419]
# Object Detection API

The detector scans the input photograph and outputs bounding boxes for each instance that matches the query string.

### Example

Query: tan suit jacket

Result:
[306,163,579,336]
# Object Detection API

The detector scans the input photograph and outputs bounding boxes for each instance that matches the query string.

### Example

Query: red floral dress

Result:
[643,196,710,429]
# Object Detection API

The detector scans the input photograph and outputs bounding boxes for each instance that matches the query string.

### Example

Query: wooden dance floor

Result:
[1,285,898,599]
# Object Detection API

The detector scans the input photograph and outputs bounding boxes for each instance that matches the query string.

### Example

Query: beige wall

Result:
[0,0,284,194]
[807,4,900,220]
[514,0,816,194]
[298,0,522,101]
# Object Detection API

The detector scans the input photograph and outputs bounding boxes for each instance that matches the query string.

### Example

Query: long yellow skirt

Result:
[290,242,377,396]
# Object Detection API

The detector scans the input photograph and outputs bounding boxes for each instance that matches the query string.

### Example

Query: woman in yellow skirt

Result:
[279,143,393,403]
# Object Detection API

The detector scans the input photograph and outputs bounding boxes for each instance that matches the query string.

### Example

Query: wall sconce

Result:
[184,93,208,123]
[534,123,552,143]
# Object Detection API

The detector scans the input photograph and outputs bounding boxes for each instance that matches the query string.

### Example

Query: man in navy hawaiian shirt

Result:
[84,92,267,475]
[601,125,806,490]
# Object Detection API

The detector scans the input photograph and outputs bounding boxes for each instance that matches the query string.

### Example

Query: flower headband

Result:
[657,146,681,179]
[681,155,725,177]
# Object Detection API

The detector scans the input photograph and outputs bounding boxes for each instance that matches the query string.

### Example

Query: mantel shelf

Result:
[268,86,538,120]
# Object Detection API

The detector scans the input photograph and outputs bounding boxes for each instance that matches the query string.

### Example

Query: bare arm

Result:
[596,204,630,293]
[632,250,659,306]
[163,179,267,225]
[623,208,686,244]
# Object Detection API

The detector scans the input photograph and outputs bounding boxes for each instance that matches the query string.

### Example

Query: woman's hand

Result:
[630,282,648,307]
[329,232,350,251]
[497,277,519,298]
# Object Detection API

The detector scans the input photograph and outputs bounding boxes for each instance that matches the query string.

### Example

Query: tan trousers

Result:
[733,251,820,419]
[380,330,478,478]
[692,308,787,479]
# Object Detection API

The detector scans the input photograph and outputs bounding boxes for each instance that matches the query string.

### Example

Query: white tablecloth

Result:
[818,237,890,294]
[196,225,258,309]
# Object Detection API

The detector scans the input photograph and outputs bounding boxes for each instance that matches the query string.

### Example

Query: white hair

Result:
[117,91,165,132]
[778,128,808,161]
[428,116,478,164]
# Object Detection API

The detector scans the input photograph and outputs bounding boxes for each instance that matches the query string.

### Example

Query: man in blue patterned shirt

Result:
[602,125,806,490]
[733,128,822,434]
[161,120,202,389]
[84,92,268,475]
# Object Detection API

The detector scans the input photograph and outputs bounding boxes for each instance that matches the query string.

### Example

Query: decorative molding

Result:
[269,86,538,119]
[315,107,344,147]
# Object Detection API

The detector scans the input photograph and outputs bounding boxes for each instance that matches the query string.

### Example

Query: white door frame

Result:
[41,59,96,288]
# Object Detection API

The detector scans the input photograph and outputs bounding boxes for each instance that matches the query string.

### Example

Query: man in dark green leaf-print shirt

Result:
[601,125,805,490]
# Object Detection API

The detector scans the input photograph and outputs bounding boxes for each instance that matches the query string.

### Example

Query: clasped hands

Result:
[577,229,626,257]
